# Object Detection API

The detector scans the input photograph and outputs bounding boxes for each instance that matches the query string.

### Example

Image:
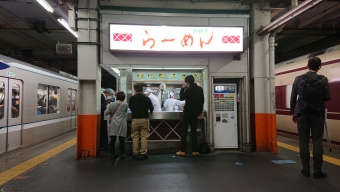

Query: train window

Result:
[48,86,60,114]
[286,84,293,108]
[67,89,76,112]
[11,84,20,118]
[72,90,76,112]
[0,83,4,120]
[38,84,48,115]
[67,89,71,112]
[37,84,60,115]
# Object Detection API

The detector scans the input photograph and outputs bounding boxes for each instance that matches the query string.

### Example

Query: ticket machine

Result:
[213,84,238,148]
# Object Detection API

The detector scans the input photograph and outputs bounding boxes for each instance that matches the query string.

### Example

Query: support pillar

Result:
[250,3,277,153]
[76,0,101,158]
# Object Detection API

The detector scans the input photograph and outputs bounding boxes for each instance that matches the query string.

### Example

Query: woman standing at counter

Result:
[105,91,128,159]
[163,92,185,112]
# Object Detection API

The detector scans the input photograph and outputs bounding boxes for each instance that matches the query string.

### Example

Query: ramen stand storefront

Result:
[96,10,252,154]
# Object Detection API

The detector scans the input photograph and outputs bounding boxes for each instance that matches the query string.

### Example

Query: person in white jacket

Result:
[163,92,185,112]
[144,88,162,112]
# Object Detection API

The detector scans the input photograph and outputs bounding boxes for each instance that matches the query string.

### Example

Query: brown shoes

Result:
[176,151,186,156]
[176,151,199,156]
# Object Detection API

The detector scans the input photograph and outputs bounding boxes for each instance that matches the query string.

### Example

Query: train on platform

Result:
[275,45,340,145]
[0,54,78,155]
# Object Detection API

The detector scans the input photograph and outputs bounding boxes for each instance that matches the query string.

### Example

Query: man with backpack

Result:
[290,57,331,179]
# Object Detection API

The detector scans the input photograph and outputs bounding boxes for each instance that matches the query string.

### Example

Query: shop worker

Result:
[290,57,331,179]
[144,88,162,112]
[163,92,185,112]
[176,75,204,157]
[100,88,114,151]
[129,84,154,160]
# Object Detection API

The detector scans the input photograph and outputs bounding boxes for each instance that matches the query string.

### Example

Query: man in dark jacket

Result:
[100,88,114,151]
[291,57,331,179]
[129,84,154,160]
[176,75,204,156]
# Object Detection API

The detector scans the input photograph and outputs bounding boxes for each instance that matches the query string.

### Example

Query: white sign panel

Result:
[109,24,243,52]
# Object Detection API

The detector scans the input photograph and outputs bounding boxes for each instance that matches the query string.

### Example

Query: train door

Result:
[67,89,77,130]
[0,77,23,154]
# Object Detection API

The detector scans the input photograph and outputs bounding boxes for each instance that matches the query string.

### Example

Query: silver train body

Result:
[0,54,78,154]
[275,45,340,145]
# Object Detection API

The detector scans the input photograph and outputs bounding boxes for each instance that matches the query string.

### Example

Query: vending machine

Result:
[213,84,238,148]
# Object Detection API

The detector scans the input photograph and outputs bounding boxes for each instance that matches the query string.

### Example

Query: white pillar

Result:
[250,2,277,153]
[76,0,102,158]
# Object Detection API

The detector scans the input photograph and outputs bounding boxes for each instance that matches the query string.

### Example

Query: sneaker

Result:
[313,171,327,179]
[301,169,310,177]
[192,152,199,156]
[132,154,139,160]
[139,154,149,160]
[176,151,186,156]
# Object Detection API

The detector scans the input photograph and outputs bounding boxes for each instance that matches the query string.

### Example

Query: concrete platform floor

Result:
[1,133,340,192]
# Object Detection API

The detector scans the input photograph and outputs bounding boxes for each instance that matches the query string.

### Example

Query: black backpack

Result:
[298,74,324,114]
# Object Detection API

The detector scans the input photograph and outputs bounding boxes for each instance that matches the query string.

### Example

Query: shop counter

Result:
[125,111,206,142]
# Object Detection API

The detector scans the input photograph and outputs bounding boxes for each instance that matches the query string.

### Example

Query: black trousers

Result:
[181,113,198,152]
[100,115,108,148]
[110,136,125,155]
[297,113,324,171]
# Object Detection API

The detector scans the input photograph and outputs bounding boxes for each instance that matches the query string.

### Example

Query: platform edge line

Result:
[0,138,76,187]
[277,141,340,166]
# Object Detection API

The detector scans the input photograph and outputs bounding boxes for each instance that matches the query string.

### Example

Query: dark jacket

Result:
[290,71,331,116]
[101,94,106,112]
[180,83,204,116]
[129,93,154,119]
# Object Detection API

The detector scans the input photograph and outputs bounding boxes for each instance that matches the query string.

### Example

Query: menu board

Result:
[133,71,201,81]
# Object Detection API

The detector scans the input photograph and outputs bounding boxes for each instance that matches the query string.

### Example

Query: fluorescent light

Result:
[110,67,120,76]
[58,18,78,38]
[36,0,54,13]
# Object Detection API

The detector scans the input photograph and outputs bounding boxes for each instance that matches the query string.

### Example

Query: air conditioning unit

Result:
[56,42,72,54]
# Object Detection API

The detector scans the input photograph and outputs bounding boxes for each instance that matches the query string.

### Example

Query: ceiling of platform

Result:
[0,0,339,77]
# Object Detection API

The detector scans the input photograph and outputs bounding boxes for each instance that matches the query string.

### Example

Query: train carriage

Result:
[0,54,78,154]
[275,45,340,145]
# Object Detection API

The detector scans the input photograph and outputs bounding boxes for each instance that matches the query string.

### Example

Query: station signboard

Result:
[109,24,243,53]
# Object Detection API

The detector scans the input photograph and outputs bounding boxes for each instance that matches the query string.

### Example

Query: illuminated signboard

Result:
[109,24,243,52]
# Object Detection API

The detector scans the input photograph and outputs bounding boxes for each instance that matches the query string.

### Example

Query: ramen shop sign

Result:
[109,24,243,52]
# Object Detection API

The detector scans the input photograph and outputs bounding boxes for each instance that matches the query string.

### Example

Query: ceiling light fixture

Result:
[110,67,121,76]
[36,0,54,13]
[58,18,78,38]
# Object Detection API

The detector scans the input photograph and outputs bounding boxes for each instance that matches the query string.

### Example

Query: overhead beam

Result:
[277,29,337,36]
[100,0,250,11]
[257,0,324,35]
[0,29,69,33]
[0,38,21,50]
[298,3,340,28]
[277,36,326,52]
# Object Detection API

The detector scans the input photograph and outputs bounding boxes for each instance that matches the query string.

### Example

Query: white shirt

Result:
[148,93,162,112]
[163,98,185,112]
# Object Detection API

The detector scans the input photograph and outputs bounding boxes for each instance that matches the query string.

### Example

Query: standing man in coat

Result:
[144,88,162,112]
[129,84,154,160]
[100,88,114,151]
[176,75,204,157]
[291,57,331,179]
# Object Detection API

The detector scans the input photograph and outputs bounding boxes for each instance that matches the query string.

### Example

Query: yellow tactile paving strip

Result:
[0,138,76,186]
[278,141,340,166]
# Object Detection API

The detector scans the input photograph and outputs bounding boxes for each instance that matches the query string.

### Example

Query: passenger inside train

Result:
[11,89,19,118]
